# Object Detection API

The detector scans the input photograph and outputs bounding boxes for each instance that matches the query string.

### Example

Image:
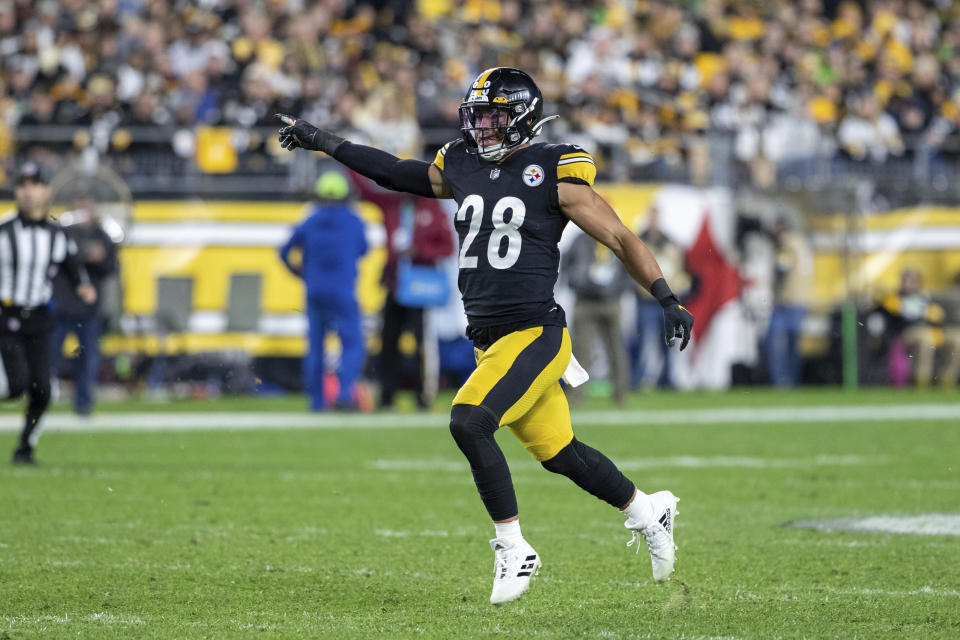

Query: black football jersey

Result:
[432,139,597,328]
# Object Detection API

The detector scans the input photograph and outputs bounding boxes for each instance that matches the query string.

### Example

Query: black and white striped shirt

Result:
[0,211,90,309]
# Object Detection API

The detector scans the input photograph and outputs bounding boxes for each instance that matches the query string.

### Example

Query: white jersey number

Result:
[456,195,525,270]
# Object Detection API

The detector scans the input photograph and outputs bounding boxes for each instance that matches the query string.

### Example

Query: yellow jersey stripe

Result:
[432,142,451,171]
[559,152,592,160]
[557,160,597,186]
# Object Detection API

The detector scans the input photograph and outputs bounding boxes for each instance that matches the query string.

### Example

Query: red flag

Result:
[683,213,741,356]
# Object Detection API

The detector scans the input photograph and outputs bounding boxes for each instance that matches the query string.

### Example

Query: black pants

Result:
[1,315,53,452]
[379,292,425,407]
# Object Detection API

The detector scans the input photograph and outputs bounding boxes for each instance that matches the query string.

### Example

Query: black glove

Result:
[275,114,344,154]
[650,278,694,350]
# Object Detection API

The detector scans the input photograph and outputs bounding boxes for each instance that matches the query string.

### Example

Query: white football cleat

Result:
[625,490,678,582]
[488,537,541,605]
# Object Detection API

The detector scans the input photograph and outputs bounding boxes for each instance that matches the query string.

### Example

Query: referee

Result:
[2,162,96,464]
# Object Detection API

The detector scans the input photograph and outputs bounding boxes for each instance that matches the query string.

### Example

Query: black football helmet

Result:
[459,67,558,161]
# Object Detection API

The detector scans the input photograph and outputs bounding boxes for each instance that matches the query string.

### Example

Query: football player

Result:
[277,67,694,605]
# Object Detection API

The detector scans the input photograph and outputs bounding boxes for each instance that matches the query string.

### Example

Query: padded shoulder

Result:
[553,144,596,186]
[432,139,463,172]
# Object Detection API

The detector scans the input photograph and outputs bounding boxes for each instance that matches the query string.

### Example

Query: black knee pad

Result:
[542,438,634,508]
[541,439,584,475]
[449,404,499,463]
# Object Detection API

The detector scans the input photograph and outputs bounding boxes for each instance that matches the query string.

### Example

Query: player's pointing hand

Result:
[276,113,317,150]
[275,114,344,155]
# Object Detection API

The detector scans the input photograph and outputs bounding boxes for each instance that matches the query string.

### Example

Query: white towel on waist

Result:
[561,353,590,387]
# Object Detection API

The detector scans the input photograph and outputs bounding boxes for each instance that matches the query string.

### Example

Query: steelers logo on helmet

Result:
[523,165,545,187]
[458,67,560,162]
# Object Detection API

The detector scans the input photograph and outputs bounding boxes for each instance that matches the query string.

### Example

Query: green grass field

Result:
[2,390,959,639]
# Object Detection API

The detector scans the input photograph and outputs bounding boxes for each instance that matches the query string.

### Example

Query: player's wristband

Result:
[650,278,679,308]
[314,129,345,155]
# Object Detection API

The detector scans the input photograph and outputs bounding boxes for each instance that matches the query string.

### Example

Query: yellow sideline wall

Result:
[807,207,960,303]
[120,201,387,316]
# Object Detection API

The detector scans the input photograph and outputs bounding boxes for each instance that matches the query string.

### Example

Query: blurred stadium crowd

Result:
[3,0,960,187]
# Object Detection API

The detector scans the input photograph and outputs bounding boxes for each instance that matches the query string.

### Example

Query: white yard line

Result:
[366,454,888,473]
[788,513,960,536]
[762,584,960,600]
[833,586,960,599]
[2,613,146,626]
[0,403,956,433]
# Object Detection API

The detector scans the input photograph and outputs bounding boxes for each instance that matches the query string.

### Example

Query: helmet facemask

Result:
[459,104,525,161]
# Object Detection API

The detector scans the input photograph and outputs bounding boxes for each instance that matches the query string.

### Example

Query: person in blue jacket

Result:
[279,170,368,411]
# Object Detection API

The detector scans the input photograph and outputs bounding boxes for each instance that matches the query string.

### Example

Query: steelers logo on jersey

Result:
[522,164,544,187]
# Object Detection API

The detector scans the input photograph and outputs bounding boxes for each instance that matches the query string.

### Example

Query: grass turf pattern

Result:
[2,390,959,638]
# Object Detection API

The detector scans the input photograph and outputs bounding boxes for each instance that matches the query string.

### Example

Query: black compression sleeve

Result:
[650,277,678,307]
[332,141,437,198]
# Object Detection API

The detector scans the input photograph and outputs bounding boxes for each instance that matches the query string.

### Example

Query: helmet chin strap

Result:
[509,114,559,153]
[528,114,559,138]
[479,144,510,161]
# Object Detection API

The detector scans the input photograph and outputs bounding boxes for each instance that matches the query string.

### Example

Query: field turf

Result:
[1,389,959,638]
